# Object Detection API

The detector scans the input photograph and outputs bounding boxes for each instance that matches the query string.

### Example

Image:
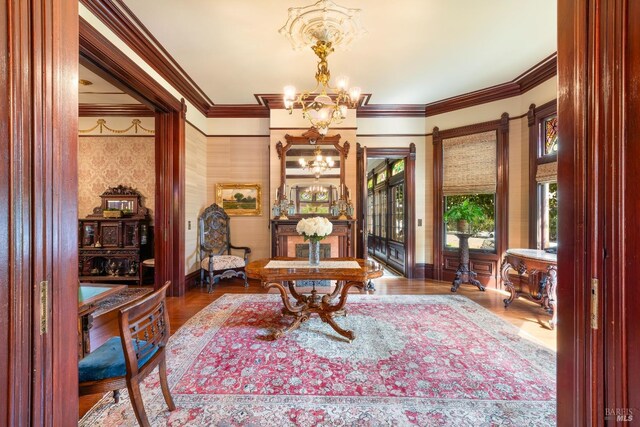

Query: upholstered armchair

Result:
[199,203,251,291]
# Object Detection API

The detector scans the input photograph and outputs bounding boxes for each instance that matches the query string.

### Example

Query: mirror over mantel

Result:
[275,128,352,218]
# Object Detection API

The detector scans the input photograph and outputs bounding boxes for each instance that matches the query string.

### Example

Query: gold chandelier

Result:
[299,145,335,178]
[280,0,365,135]
[307,181,328,195]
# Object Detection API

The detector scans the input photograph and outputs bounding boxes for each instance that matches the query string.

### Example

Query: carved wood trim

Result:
[356,143,366,258]
[356,104,426,118]
[556,0,595,424]
[207,104,270,118]
[79,103,154,117]
[624,0,640,415]
[277,129,350,201]
[80,0,212,115]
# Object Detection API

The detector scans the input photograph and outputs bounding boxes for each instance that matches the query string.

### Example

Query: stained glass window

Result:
[391,184,404,242]
[367,178,374,190]
[391,159,405,176]
[367,196,374,234]
[376,170,387,184]
[544,116,558,155]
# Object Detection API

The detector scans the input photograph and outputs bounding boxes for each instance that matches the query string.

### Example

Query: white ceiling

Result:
[122,0,557,106]
[79,64,141,104]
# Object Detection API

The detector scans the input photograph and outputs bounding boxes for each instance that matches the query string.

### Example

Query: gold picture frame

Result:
[215,183,262,216]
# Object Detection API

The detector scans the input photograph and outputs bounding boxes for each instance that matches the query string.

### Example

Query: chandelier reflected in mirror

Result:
[280,0,366,136]
[307,181,328,196]
[299,145,335,179]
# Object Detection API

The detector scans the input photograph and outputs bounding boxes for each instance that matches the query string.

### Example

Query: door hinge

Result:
[40,280,48,335]
[591,278,598,330]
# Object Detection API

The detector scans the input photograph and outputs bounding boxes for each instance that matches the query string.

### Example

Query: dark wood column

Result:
[155,104,186,296]
[0,0,79,424]
[557,0,640,424]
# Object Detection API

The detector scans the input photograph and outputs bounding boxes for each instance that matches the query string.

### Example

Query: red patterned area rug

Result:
[79,294,556,426]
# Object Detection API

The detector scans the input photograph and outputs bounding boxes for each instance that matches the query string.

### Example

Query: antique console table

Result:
[451,232,485,292]
[246,258,382,342]
[500,248,558,329]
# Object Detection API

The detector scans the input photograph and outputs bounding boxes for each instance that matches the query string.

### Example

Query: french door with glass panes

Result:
[367,159,407,275]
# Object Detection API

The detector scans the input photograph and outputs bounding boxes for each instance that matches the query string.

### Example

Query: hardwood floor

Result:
[79,275,557,418]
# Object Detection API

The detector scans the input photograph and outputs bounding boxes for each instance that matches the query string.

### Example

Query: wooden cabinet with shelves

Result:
[78,185,151,286]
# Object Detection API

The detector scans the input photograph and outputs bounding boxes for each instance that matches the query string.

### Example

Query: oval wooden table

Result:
[246,257,383,341]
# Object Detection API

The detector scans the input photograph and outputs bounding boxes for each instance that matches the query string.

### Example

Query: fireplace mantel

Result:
[270,218,356,258]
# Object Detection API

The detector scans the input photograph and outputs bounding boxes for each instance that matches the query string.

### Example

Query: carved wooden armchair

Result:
[199,203,251,291]
[79,282,174,427]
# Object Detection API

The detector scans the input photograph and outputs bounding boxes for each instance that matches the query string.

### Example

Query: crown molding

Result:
[207,105,270,118]
[514,53,558,93]
[79,0,557,120]
[80,0,212,115]
[426,53,557,117]
[79,17,182,112]
[253,93,372,110]
[356,104,426,118]
[247,54,556,118]
[78,103,154,117]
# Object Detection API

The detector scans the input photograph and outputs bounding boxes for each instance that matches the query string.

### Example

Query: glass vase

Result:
[308,239,321,266]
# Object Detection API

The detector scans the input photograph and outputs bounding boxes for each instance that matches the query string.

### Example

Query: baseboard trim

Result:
[414,263,434,279]
[185,270,200,289]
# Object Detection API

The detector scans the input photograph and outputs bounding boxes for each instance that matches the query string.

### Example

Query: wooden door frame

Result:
[356,144,416,278]
[557,0,640,424]
[1,0,79,424]
[79,17,186,296]
[356,144,368,258]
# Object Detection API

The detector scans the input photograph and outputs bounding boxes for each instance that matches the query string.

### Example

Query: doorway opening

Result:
[77,64,156,288]
[80,17,186,296]
[357,144,416,278]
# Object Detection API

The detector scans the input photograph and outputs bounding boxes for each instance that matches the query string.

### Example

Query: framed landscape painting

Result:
[215,183,262,216]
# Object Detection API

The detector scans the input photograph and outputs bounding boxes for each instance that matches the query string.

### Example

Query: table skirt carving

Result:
[500,249,558,329]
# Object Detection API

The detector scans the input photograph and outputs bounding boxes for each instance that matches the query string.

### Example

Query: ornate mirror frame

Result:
[276,128,350,201]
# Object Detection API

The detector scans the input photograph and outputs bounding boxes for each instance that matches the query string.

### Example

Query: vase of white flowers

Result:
[296,217,333,266]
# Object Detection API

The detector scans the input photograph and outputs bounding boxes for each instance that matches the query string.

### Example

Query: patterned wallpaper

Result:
[78,136,155,219]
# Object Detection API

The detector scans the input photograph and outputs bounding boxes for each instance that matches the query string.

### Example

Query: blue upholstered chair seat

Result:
[79,336,159,383]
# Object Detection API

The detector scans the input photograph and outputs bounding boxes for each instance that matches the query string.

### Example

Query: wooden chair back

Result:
[119,281,171,378]
[199,203,231,259]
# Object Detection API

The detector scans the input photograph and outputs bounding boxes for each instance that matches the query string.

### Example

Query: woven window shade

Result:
[442,131,497,195]
[536,161,557,183]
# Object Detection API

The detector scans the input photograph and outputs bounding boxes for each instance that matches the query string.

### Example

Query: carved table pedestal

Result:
[246,258,382,342]
[451,233,485,292]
